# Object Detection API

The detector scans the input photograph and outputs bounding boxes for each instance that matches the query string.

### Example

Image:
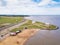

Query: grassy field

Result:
[0,16,23,27]
[11,20,57,32]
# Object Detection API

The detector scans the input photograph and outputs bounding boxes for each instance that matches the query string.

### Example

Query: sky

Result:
[0,0,60,15]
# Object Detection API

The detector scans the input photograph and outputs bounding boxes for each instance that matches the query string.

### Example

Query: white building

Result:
[32,21,36,24]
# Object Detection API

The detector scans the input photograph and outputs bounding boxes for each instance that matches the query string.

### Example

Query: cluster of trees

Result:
[0,15,29,17]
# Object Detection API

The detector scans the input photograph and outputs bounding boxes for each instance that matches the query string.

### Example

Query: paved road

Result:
[0,19,28,41]
[0,19,26,31]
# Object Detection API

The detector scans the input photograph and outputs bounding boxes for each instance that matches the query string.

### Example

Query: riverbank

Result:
[0,29,39,45]
[11,20,58,32]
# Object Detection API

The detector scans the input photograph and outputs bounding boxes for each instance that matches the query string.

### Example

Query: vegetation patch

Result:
[11,20,58,32]
[0,16,23,27]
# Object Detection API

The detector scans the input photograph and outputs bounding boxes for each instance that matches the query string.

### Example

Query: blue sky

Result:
[53,0,60,2]
[32,0,41,3]
[0,0,60,15]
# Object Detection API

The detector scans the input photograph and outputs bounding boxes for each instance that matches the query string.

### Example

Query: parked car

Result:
[10,30,22,36]
[10,32,17,36]
[16,30,21,34]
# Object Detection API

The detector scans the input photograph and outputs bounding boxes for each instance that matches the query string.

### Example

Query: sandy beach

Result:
[0,29,39,45]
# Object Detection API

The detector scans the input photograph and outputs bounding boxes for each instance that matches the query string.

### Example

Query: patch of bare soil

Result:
[0,29,39,45]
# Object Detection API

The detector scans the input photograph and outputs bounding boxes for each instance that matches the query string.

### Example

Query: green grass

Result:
[10,28,20,32]
[11,20,57,32]
[49,25,57,30]
[0,16,23,26]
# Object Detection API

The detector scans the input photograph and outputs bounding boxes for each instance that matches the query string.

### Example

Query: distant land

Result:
[0,15,29,17]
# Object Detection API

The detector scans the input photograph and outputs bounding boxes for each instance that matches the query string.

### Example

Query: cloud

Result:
[0,0,60,15]
[38,0,52,6]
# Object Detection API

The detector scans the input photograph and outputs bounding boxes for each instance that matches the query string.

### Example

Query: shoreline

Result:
[17,29,39,45]
[0,29,40,45]
[22,29,39,45]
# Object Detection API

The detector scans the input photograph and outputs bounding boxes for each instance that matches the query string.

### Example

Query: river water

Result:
[24,15,60,45]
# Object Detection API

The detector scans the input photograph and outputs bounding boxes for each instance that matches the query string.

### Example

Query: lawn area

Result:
[11,20,57,32]
[34,21,57,30]
[0,16,23,26]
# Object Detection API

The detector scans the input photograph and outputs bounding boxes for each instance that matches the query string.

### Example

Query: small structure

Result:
[24,27,27,29]
[24,17,30,19]
[32,21,36,24]
[45,22,50,30]
[1,35,4,37]
[45,22,50,26]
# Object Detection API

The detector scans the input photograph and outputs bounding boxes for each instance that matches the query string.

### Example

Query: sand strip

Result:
[0,29,39,45]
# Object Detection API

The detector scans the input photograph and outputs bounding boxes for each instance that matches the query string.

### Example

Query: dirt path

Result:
[0,29,39,45]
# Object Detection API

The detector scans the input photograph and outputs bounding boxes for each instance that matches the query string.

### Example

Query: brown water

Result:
[24,15,60,45]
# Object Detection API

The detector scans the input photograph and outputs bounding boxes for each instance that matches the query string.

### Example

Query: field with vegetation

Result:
[11,20,57,32]
[0,16,23,27]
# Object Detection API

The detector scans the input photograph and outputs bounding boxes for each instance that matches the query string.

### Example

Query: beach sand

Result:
[0,29,39,45]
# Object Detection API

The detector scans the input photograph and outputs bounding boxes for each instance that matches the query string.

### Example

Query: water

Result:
[24,15,60,45]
